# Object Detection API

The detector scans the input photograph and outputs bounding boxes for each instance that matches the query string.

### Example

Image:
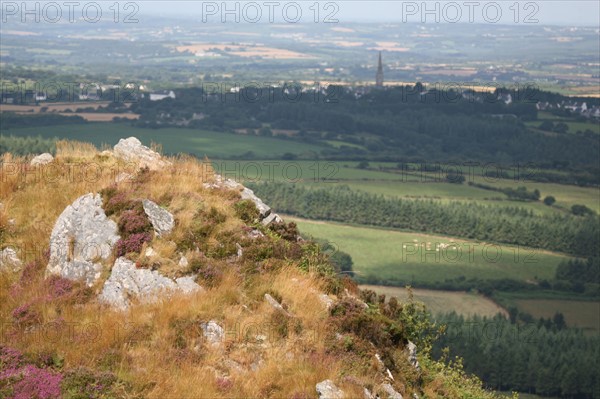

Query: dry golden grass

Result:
[0,140,497,398]
[0,145,353,397]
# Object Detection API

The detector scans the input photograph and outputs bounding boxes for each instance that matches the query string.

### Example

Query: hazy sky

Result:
[137,1,600,26]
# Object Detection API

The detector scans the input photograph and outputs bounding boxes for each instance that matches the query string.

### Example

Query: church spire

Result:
[376,51,384,87]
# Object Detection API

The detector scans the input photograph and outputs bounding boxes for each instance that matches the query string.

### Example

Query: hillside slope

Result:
[0,137,499,398]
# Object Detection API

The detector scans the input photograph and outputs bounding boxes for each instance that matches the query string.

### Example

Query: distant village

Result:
[2,81,599,120]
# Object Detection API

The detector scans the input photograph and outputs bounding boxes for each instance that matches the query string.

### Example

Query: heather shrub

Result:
[115,232,152,257]
[100,186,133,216]
[195,262,223,288]
[241,237,273,263]
[61,367,117,399]
[117,208,153,236]
[178,206,227,251]
[131,166,152,185]
[11,303,41,327]
[9,364,63,399]
[234,199,259,223]
[215,376,233,392]
[44,275,74,300]
[19,259,45,284]
[268,221,299,241]
[0,346,23,377]
[330,297,404,349]
[206,230,239,259]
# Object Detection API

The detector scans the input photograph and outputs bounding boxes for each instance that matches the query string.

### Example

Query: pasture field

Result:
[359,284,507,318]
[493,292,600,334]
[288,217,570,286]
[512,298,600,334]
[525,112,600,135]
[1,123,328,159]
[4,123,597,213]
[212,160,600,213]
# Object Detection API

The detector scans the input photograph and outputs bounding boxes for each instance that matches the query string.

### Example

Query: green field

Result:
[513,298,600,334]
[289,217,570,286]
[526,112,600,135]
[360,284,507,318]
[493,291,600,334]
[1,123,328,159]
[212,160,600,213]
[4,124,598,213]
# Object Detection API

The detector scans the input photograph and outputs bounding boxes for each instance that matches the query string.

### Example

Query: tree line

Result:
[432,312,600,398]
[248,183,599,258]
[127,85,600,177]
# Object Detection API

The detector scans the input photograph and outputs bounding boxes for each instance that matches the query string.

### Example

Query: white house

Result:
[149,90,176,101]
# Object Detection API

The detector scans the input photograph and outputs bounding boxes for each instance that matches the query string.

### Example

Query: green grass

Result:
[289,217,570,286]
[6,125,595,212]
[359,284,507,318]
[213,160,599,213]
[1,123,328,159]
[493,291,600,334]
[526,112,600,135]
[515,299,599,333]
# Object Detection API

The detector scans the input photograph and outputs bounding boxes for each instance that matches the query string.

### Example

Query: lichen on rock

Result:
[99,257,203,310]
[46,193,119,287]
[142,199,174,236]
[113,137,171,171]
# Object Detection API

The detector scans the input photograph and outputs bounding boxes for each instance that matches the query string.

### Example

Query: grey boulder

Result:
[30,153,54,166]
[0,247,22,272]
[240,187,271,217]
[99,257,203,310]
[316,380,344,399]
[407,340,420,370]
[200,320,225,346]
[142,199,174,236]
[113,137,171,171]
[46,193,119,287]
[380,383,403,399]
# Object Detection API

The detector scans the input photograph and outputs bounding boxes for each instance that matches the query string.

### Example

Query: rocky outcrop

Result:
[0,248,22,272]
[30,153,54,166]
[142,199,174,236]
[261,212,283,226]
[318,293,335,310]
[113,137,171,171]
[200,320,224,346]
[204,175,282,226]
[316,380,344,399]
[240,187,271,217]
[115,172,133,183]
[380,383,403,399]
[264,293,292,317]
[99,257,203,310]
[46,193,119,287]
[407,341,420,371]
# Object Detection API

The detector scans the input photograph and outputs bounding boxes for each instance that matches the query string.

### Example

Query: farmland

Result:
[288,216,570,286]
[359,284,507,318]
[1,123,328,159]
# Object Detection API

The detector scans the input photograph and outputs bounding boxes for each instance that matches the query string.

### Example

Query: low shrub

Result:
[61,367,117,399]
[117,208,153,236]
[234,200,259,223]
[11,303,41,327]
[100,186,133,216]
[115,233,152,257]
